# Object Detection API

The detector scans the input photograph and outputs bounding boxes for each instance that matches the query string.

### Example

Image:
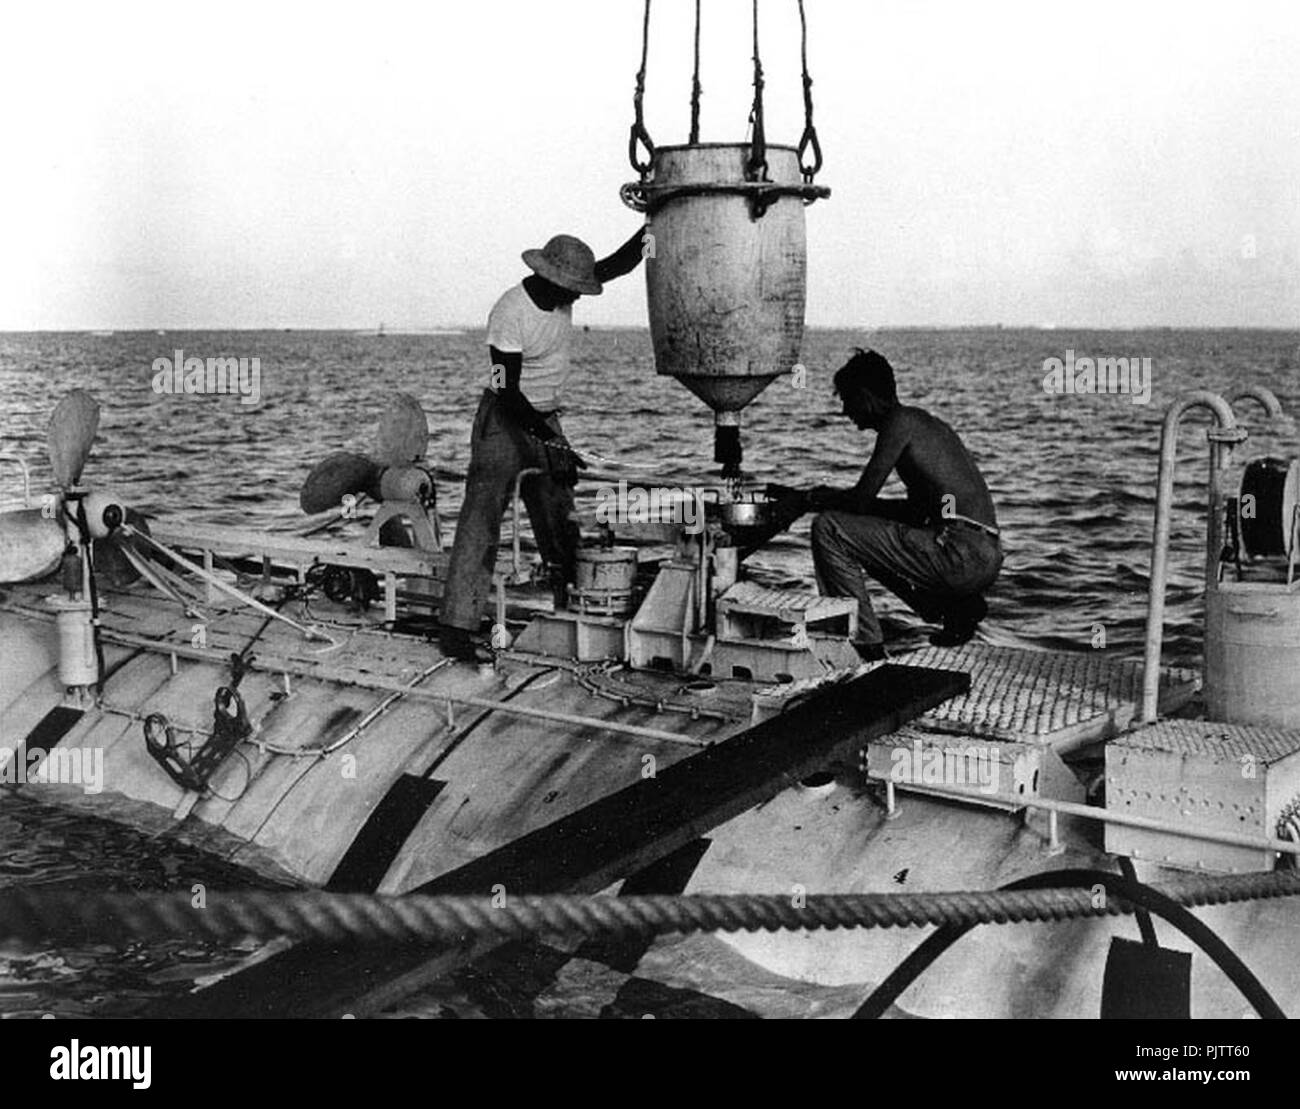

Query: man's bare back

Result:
[789,348,1003,653]
[880,406,998,529]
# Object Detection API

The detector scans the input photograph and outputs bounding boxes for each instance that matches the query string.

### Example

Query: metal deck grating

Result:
[875,643,1199,751]
[717,582,858,620]
[1114,719,1300,764]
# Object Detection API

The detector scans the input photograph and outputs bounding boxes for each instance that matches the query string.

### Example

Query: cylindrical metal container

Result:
[48,595,99,687]
[1205,581,1300,727]
[644,144,809,425]
[575,547,638,592]
[573,546,639,616]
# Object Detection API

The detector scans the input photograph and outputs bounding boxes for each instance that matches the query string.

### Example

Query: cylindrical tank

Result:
[644,144,811,470]
[48,596,99,687]
[573,546,638,616]
[1203,456,1300,726]
[1205,582,1300,727]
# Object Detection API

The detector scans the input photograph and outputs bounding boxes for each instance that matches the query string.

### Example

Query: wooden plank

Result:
[153,663,967,1018]
[379,673,713,892]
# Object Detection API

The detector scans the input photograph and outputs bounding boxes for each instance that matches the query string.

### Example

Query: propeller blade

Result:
[0,508,64,583]
[48,389,101,488]
[300,452,380,514]
[374,393,428,466]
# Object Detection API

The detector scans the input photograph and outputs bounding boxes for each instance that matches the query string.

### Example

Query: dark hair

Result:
[834,348,897,406]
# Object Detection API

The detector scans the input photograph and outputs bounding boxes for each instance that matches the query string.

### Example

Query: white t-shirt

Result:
[485,283,574,411]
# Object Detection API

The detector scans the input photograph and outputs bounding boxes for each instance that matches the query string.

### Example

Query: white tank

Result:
[1205,583,1300,727]
[642,143,821,472]
[1204,457,1300,726]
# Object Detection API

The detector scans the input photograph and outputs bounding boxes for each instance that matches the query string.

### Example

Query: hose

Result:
[850,867,1286,1020]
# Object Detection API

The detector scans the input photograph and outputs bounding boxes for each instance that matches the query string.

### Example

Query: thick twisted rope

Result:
[3,870,1298,949]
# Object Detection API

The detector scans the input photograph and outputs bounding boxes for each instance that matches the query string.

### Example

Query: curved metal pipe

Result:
[1227,385,1284,421]
[511,467,544,582]
[1142,391,1239,723]
[0,455,33,507]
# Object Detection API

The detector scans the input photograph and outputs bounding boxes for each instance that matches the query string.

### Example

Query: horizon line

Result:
[2,323,1298,335]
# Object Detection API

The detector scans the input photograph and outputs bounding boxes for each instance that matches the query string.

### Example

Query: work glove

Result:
[542,437,588,488]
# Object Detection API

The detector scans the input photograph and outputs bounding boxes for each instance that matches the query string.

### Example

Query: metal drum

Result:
[1205,582,1300,728]
[643,144,817,469]
[571,546,638,616]
[1238,457,1300,560]
[1207,457,1300,726]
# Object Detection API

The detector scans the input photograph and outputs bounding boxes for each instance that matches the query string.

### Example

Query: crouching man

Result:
[773,350,1002,659]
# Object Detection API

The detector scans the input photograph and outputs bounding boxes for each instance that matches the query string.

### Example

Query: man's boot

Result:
[439,624,494,665]
[929,594,987,647]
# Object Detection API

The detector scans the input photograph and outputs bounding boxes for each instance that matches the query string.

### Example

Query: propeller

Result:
[300,452,381,514]
[48,389,100,489]
[0,508,64,583]
[29,388,144,586]
[374,392,428,467]
[299,393,429,516]
[1,390,113,583]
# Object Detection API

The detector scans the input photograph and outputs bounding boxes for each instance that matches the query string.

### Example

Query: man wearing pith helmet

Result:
[439,227,645,663]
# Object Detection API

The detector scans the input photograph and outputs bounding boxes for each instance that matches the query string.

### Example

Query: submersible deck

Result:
[0,512,1270,1018]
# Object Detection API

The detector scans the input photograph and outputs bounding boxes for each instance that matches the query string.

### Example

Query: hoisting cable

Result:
[628,0,655,178]
[746,0,767,181]
[688,0,703,144]
[796,0,823,183]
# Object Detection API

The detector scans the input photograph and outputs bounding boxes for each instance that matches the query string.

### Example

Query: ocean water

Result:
[1,326,1298,1016]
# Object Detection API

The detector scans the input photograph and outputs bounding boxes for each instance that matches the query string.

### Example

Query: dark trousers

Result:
[440,391,579,632]
[811,500,1002,645]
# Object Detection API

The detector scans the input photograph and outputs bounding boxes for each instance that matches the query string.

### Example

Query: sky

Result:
[1,0,1297,330]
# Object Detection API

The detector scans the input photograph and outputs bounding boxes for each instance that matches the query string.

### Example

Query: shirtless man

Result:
[773,349,1002,659]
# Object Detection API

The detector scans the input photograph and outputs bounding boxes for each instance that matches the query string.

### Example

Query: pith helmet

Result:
[522,234,603,296]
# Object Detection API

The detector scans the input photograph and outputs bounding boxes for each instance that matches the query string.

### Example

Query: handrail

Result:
[889,780,1300,858]
[89,626,710,749]
[1227,384,1284,421]
[1141,391,1240,723]
[510,467,543,582]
